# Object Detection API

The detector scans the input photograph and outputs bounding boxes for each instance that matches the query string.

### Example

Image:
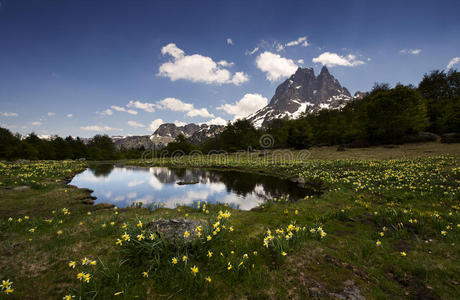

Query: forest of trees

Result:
[0,69,459,160]
[0,132,145,160]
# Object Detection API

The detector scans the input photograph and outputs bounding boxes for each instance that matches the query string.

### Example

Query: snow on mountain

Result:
[247,66,353,127]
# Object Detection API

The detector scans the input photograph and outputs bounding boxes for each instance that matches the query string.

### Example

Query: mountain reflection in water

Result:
[70,165,308,210]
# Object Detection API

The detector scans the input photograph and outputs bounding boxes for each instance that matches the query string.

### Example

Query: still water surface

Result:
[70,164,308,210]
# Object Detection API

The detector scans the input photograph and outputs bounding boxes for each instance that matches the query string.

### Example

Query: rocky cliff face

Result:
[152,123,225,145]
[113,135,153,149]
[247,66,352,127]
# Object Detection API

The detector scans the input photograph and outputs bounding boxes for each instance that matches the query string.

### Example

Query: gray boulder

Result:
[146,218,207,244]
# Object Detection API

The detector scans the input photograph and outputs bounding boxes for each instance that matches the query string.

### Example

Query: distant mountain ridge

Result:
[113,135,153,149]
[152,123,225,145]
[247,66,353,127]
[114,67,359,148]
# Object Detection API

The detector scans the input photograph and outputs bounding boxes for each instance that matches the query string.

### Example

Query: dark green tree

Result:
[286,119,313,149]
[88,135,117,160]
[366,85,428,143]
[164,134,195,155]
[0,128,20,159]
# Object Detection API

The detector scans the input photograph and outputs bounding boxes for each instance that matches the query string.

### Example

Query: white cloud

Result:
[127,120,145,128]
[205,117,227,126]
[127,100,155,113]
[149,118,164,132]
[231,72,249,85]
[312,52,365,67]
[0,112,18,117]
[285,36,309,47]
[160,43,184,59]
[174,120,187,127]
[123,97,216,121]
[217,60,234,67]
[158,43,248,85]
[156,97,215,119]
[66,114,73,118]
[246,47,259,55]
[110,105,138,115]
[156,97,194,112]
[226,38,233,45]
[400,49,422,55]
[97,108,113,116]
[1,123,18,130]
[148,175,163,190]
[186,108,214,118]
[80,125,122,131]
[127,180,145,187]
[297,59,304,64]
[255,51,298,82]
[30,121,41,126]
[446,57,460,70]
[47,112,56,116]
[276,43,284,52]
[217,93,268,120]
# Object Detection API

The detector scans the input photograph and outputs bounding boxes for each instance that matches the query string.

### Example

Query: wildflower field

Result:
[0,144,459,299]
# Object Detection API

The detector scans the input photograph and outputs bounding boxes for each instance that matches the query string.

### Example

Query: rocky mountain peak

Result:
[247,67,353,127]
[319,65,330,76]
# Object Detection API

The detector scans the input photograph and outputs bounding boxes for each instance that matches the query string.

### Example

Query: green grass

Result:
[0,143,459,299]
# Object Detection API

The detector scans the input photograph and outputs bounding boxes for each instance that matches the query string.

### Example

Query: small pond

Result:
[69,164,309,210]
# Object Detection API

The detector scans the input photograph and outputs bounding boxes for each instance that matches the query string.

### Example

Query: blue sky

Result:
[1,0,459,137]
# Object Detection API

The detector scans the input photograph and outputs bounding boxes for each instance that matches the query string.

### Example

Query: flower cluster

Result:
[1,279,14,295]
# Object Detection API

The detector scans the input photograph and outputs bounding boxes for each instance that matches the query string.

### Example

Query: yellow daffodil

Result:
[122,232,130,241]
[190,265,198,275]
[1,279,12,289]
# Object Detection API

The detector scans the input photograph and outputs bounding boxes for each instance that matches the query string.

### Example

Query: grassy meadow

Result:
[0,142,459,299]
